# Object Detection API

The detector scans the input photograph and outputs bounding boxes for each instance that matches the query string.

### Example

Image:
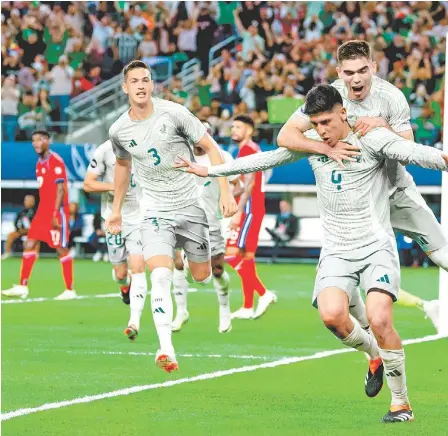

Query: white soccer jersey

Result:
[195,149,238,232]
[87,140,140,225]
[208,128,447,252]
[109,98,206,215]
[293,76,415,190]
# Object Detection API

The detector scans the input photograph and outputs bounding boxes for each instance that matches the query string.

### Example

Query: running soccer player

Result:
[226,115,276,320]
[175,84,448,423]
[105,60,237,373]
[2,130,76,300]
[172,123,244,334]
[84,140,147,340]
[277,40,443,329]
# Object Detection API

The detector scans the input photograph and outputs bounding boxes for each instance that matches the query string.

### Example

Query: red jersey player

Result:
[225,115,277,319]
[2,130,76,300]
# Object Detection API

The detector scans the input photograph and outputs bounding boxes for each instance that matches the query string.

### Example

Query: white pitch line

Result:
[1,293,121,304]
[52,349,280,361]
[2,333,446,422]
[1,288,200,305]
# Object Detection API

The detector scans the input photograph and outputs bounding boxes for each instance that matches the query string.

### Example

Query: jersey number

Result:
[107,233,123,247]
[331,170,342,191]
[50,230,60,246]
[147,148,161,166]
[130,173,136,188]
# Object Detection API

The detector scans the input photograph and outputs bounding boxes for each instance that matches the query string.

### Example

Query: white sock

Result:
[349,290,370,330]
[128,272,147,330]
[214,270,230,309]
[379,348,409,406]
[173,268,188,314]
[150,267,174,355]
[341,318,380,359]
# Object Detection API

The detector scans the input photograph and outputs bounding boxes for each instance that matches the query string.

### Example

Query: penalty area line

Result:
[1,333,446,422]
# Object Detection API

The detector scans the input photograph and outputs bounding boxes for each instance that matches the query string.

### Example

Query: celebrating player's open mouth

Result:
[351,84,364,96]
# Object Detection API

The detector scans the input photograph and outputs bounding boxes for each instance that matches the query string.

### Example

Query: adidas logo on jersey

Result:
[129,139,137,147]
[376,274,390,284]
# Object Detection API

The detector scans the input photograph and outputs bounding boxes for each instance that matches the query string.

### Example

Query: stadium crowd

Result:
[1,1,446,146]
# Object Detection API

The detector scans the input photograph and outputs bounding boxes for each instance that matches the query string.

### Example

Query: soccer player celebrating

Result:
[84,140,147,340]
[105,60,237,373]
[2,131,76,300]
[277,40,443,328]
[175,84,448,423]
[172,122,244,334]
[226,115,277,320]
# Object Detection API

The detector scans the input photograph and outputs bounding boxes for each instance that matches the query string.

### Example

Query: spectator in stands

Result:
[196,5,218,75]
[174,18,198,59]
[1,75,19,141]
[49,55,73,129]
[71,68,94,98]
[43,21,68,68]
[35,88,53,129]
[17,90,38,140]
[88,14,113,55]
[266,200,299,262]
[67,38,87,70]
[2,195,36,260]
[100,46,123,81]
[217,1,238,38]
[113,24,139,64]
[234,8,266,62]
[138,30,158,63]
[89,211,107,262]
[68,202,84,258]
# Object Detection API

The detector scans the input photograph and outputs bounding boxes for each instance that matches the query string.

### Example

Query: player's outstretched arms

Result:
[83,171,114,193]
[196,132,238,217]
[175,147,303,178]
[370,128,448,171]
[277,112,360,168]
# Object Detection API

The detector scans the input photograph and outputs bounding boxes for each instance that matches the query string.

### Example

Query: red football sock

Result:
[225,254,244,271]
[20,251,38,286]
[59,254,74,290]
[238,258,257,309]
[252,266,266,297]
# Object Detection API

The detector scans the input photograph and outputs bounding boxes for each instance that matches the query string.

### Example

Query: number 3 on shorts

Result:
[147,148,161,166]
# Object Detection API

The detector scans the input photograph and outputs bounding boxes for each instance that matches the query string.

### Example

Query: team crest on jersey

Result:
[129,139,137,147]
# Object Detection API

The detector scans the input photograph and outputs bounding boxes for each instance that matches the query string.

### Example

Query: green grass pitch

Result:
[1,258,447,435]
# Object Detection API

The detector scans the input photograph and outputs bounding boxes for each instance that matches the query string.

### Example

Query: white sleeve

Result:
[222,150,240,182]
[366,128,448,171]
[109,126,131,161]
[387,88,412,133]
[87,143,107,176]
[175,106,207,144]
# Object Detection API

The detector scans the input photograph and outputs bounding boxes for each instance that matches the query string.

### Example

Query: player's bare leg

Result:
[124,254,147,340]
[2,229,27,260]
[212,253,232,333]
[147,255,178,373]
[113,262,131,305]
[366,290,413,423]
[317,287,383,398]
[54,246,77,300]
[172,250,189,332]
[2,239,40,298]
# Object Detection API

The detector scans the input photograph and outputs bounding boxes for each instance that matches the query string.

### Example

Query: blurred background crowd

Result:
[1,0,446,146]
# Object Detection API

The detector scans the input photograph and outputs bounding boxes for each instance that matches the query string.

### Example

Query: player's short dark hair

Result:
[234,115,255,129]
[31,130,50,139]
[337,40,372,63]
[303,85,343,115]
[123,60,152,79]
